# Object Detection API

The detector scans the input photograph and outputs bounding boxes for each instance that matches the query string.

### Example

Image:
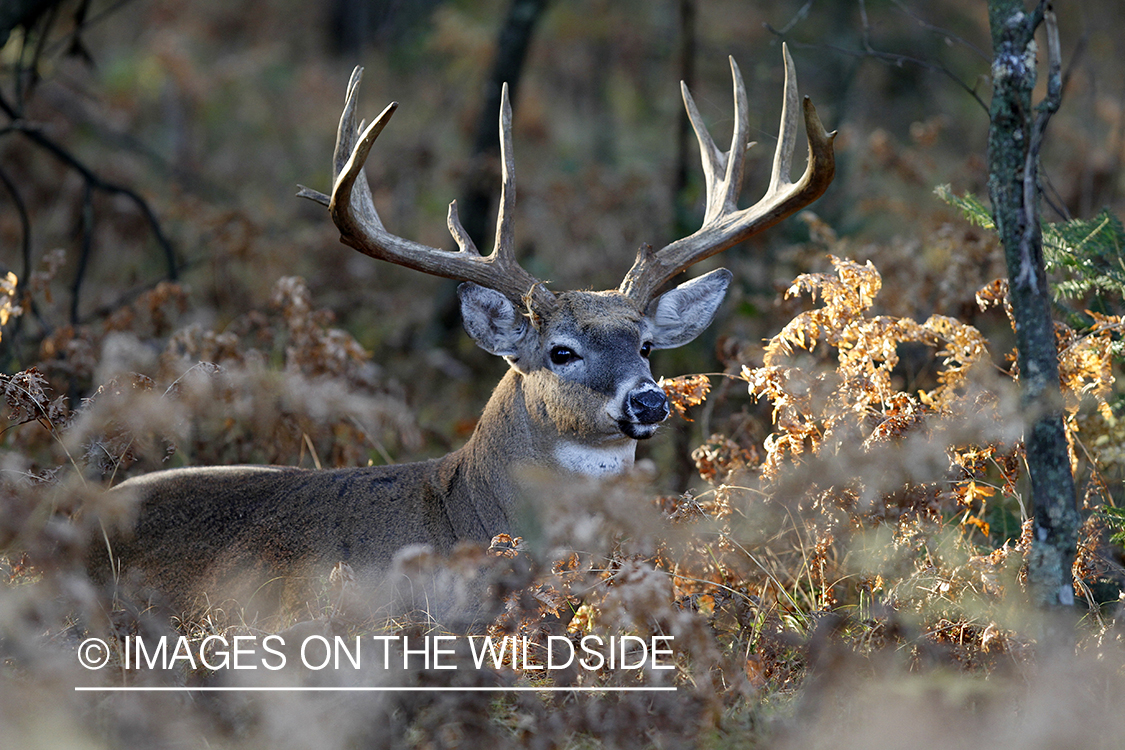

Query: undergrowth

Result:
[2,216,1124,747]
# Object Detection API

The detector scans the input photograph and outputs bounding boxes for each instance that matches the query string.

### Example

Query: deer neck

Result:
[459,369,637,481]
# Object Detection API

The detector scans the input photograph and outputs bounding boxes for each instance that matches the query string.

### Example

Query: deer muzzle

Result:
[620,383,670,439]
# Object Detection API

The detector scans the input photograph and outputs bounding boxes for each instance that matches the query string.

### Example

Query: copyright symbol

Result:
[78,638,111,670]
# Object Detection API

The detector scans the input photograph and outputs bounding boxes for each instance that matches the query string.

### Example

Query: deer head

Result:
[297,46,835,470]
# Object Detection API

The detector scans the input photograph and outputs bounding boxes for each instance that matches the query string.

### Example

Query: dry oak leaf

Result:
[660,374,711,420]
[488,533,524,558]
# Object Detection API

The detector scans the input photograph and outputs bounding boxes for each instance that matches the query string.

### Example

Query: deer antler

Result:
[618,44,836,305]
[298,67,554,310]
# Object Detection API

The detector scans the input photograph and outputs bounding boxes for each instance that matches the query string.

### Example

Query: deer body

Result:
[102,285,729,610]
[94,47,834,615]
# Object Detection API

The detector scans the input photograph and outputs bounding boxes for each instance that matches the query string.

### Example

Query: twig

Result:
[0,165,31,287]
[766,3,990,114]
[772,0,813,36]
[0,114,179,286]
[0,164,35,364]
[1016,5,1062,292]
[0,374,87,485]
[889,0,989,62]
[72,182,95,323]
[42,0,140,59]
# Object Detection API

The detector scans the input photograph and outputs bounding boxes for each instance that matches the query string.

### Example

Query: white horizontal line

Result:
[74,686,677,693]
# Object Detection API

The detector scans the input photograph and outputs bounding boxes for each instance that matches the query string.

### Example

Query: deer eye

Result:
[640,342,653,358]
[549,346,579,366]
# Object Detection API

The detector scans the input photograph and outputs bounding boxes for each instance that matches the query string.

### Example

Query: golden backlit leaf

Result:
[660,374,712,420]
[488,533,523,558]
[0,272,20,335]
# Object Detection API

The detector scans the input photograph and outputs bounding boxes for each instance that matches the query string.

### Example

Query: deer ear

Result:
[645,268,732,349]
[458,283,530,358]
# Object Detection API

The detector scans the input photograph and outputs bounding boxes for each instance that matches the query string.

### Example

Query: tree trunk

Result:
[986,0,1078,616]
[432,0,550,345]
[459,0,551,251]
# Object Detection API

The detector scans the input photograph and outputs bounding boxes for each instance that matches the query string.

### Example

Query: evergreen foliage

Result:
[937,185,1125,315]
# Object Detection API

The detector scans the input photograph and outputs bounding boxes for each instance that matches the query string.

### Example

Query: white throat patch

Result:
[553,441,636,477]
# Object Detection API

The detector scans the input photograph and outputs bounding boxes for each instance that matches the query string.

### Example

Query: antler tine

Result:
[619,45,836,305]
[337,66,368,178]
[297,67,381,210]
[769,44,801,195]
[332,82,397,234]
[298,67,553,310]
[682,56,751,226]
[681,81,725,225]
[491,84,524,274]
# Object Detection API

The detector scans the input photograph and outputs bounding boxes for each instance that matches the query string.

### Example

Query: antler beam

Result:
[298,68,554,311]
[618,44,836,304]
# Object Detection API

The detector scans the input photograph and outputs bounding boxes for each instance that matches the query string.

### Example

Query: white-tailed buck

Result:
[93,47,834,614]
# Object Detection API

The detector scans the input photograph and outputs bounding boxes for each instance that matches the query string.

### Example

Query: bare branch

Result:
[889,0,989,62]
[0,116,178,284]
[766,11,990,115]
[1017,5,1064,291]
[0,165,31,286]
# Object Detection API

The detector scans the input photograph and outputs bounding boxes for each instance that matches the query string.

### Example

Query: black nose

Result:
[630,388,670,424]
